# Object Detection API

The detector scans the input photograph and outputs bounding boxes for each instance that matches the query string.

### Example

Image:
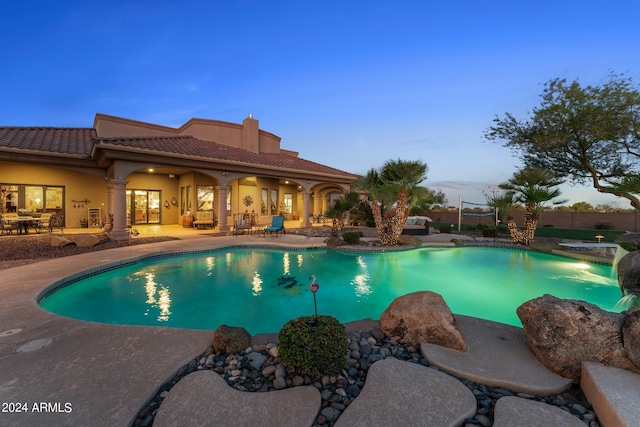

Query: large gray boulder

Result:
[212,325,252,354]
[517,294,639,381]
[622,307,640,370]
[617,250,640,297]
[380,291,466,351]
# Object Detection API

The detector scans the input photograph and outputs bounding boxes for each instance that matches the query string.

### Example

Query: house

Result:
[0,113,356,240]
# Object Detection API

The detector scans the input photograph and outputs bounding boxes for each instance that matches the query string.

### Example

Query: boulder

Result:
[50,236,73,247]
[517,294,639,381]
[379,291,466,351]
[212,325,252,354]
[397,234,422,247]
[616,250,640,297]
[324,236,347,247]
[622,307,640,370]
[69,234,101,247]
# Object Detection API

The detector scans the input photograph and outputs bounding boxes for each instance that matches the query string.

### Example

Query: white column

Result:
[104,184,114,232]
[216,185,230,232]
[109,179,130,241]
[300,191,311,228]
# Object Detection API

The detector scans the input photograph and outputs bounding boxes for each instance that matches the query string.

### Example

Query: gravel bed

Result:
[135,329,600,427]
[0,234,177,266]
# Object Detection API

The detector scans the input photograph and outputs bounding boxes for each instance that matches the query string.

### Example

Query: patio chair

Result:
[47,213,64,234]
[32,213,51,233]
[233,212,254,236]
[263,215,285,237]
[0,217,19,235]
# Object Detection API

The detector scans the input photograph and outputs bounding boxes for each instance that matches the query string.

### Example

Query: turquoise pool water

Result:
[39,247,622,335]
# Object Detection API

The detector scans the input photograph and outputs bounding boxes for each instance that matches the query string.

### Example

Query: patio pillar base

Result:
[108,229,131,241]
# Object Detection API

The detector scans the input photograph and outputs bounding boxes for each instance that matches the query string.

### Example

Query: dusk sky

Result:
[2,1,639,208]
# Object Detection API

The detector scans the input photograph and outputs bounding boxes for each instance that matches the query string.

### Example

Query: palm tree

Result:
[483,188,515,225]
[354,159,428,245]
[498,167,565,245]
[324,191,361,231]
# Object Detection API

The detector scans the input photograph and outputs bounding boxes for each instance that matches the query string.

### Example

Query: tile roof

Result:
[95,135,355,178]
[0,127,355,179]
[0,127,96,157]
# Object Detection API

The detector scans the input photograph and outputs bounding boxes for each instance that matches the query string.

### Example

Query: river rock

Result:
[622,307,640,369]
[616,250,640,297]
[212,325,252,355]
[379,291,466,351]
[517,294,639,381]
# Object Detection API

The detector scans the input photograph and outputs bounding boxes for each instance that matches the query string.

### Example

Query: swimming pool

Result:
[39,246,622,335]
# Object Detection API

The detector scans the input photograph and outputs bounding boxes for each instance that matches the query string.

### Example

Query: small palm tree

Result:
[354,159,428,245]
[499,167,565,245]
[324,191,360,231]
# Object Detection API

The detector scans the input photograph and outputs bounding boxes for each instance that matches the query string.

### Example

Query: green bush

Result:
[594,222,614,230]
[343,231,363,244]
[482,228,499,238]
[278,315,348,377]
[439,225,452,233]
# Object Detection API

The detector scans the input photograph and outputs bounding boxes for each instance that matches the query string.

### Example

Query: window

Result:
[196,185,214,211]
[270,189,278,215]
[1,184,64,214]
[261,188,268,215]
[226,186,232,216]
[283,193,292,214]
[180,185,192,215]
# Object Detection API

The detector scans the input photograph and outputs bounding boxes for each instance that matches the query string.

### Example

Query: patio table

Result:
[4,216,39,234]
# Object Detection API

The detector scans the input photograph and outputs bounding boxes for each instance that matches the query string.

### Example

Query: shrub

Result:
[342,231,363,244]
[482,228,499,238]
[439,225,452,233]
[366,220,376,227]
[278,315,348,377]
[542,224,554,227]
[497,224,509,234]
[594,222,614,230]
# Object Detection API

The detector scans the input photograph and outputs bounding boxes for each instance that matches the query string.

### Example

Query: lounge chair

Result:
[263,215,285,237]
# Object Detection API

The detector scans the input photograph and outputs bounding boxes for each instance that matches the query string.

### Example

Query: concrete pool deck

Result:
[0,229,636,426]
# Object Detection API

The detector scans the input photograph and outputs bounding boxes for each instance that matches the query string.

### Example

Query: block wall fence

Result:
[430,210,640,232]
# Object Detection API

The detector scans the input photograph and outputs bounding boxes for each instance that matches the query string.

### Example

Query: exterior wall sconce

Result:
[222,172,229,176]
[164,200,170,208]
[171,197,178,206]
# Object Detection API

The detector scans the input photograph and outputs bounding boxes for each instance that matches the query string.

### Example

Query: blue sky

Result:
[2,1,639,208]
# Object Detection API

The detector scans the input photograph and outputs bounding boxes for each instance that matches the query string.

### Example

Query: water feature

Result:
[39,247,623,335]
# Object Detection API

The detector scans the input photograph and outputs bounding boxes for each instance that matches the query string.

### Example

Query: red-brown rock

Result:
[212,325,252,354]
[379,291,466,351]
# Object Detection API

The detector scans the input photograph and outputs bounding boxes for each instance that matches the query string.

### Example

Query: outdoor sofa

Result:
[402,216,431,235]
